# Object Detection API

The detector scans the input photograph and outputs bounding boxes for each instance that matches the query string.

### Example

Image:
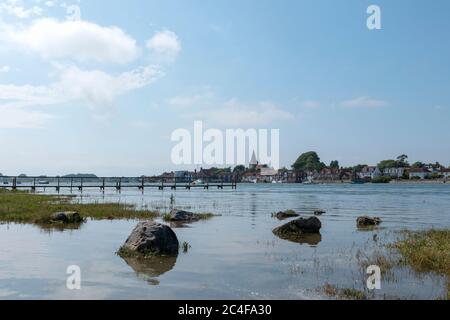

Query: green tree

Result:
[412,162,425,169]
[292,152,326,172]
[330,160,340,169]
[397,154,409,167]
[353,164,368,172]
[233,165,246,173]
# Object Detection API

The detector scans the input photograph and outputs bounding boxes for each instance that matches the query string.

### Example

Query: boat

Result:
[38,180,50,185]
[191,179,204,185]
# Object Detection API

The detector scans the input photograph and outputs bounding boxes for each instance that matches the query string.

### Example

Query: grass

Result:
[182,241,191,253]
[361,229,450,299]
[116,246,161,259]
[392,229,449,277]
[322,284,367,300]
[0,189,159,225]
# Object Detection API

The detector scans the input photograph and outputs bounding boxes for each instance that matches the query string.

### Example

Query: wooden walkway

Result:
[0,176,237,192]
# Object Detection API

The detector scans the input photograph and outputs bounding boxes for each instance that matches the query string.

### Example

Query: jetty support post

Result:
[56,177,60,193]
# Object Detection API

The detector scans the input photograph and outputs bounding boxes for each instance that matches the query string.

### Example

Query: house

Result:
[241,172,259,183]
[383,167,406,178]
[409,168,431,180]
[440,168,450,179]
[259,168,279,183]
[359,166,375,179]
[318,168,341,181]
[174,171,193,183]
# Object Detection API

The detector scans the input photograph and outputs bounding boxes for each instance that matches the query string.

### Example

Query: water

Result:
[0,184,449,300]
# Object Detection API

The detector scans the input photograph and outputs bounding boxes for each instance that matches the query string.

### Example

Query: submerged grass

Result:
[322,284,367,300]
[0,189,159,224]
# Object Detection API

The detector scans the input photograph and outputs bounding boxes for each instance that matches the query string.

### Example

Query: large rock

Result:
[357,216,382,227]
[274,210,300,220]
[51,211,83,224]
[121,222,179,256]
[168,209,198,222]
[273,217,322,237]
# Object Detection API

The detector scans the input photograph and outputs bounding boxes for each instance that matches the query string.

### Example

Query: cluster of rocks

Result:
[357,216,382,227]
[51,211,84,224]
[274,210,300,220]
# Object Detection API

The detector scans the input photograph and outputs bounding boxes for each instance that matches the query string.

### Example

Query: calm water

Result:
[0,184,449,300]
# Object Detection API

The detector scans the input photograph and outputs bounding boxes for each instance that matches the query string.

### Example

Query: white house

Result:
[409,168,431,180]
[383,167,405,178]
[359,166,382,180]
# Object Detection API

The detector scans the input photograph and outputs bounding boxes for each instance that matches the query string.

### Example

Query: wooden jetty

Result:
[0,176,237,192]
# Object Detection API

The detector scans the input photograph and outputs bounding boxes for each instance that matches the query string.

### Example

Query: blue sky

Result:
[0,0,449,176]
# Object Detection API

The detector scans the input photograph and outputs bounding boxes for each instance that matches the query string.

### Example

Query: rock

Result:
[51,211,83,224]
[274,210,300,220]
[314,210,326,216]
[121,221,179,256]
[168,209,198,222]
[357,216,382,227]
[273,217,322,236]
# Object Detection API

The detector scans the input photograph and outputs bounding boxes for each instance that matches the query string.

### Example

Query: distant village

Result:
[1,152,448,184]
[155,152,450,184]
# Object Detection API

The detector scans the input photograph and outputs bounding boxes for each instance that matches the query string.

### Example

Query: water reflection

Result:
[121,255,178,286]
[274,232,322,246]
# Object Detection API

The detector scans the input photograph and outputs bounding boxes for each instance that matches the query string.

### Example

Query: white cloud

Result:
[0,65,163,128]
[340,96,389,108]
[168,92,293,126]
[1,18,139,64]
[0,66,11,73]
[205,99,294,126]
[146,30,181,63]
[0,0,43,19]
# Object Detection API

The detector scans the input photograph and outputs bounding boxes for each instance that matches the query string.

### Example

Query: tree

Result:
[330,160,340,169]
[353,164,368,172]
[396,154,409,167]
[233,165,246,173]
[411,162,425,169]
[377,160,397,170]
[292,152,326,172]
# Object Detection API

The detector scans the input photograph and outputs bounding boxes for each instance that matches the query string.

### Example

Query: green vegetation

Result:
[360,229,450,299]
[0,189,158,225]
[322,284,367,300]
[182,241,191,253]
[393,230,449,277]
[329,160,339,169]
[378,154,409,170]
[372,176,392,184]
[292,151,326,172]
[116,246,162,259]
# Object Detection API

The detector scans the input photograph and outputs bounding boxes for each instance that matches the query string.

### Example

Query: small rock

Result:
[51,211,83,224]
[168,209,198,222]
[121,221,179,256]
[357,216,382,227]
[314,210,326,216]
[273,217,322,236]
[274,210,300,220]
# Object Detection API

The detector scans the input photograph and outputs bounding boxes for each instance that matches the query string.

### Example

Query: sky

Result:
[0,0,449,176]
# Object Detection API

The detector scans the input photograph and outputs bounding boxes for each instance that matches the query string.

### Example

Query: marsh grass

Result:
[0,189,159,225]
[322,284,367,300]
